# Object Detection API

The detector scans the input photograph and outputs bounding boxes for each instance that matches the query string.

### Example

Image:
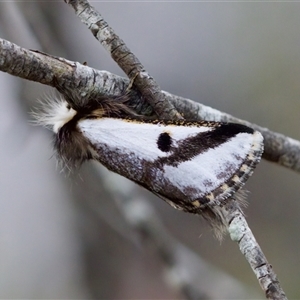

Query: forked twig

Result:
[0,1,292,298]
[62,1,288,298]
[64,0,181,121]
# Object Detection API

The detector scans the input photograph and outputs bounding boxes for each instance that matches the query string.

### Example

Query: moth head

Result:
[34,92,136,170]
[33,95,97,169]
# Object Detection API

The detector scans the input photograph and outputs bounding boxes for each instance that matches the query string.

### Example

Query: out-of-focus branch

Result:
[93,165,260,299]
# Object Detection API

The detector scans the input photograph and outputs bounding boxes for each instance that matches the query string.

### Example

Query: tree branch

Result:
[1,37,299,173]
[0,2,293,297]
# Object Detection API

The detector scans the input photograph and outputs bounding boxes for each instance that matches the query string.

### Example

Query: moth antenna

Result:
[59,86,138,119]
[92,93,139,118]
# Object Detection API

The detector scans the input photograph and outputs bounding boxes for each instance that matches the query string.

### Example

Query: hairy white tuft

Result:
[32,95,77,133]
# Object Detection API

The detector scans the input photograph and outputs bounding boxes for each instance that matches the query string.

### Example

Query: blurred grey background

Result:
[0,2,300,299]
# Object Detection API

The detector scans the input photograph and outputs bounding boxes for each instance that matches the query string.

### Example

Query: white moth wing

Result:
[79,118,213,161]
[163,132,253,198]
[78,117,263,209]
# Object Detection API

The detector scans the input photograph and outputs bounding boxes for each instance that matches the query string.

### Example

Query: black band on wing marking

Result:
[156,123,254,167]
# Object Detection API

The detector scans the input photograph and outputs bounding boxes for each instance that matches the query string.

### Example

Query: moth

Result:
[36,93,264,232]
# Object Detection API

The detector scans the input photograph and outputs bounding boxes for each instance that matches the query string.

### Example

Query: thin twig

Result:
[64,0,182,121]
[223,198,287,299]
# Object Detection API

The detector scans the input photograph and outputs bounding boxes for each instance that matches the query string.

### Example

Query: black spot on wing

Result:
[156,123,254,167]
[157,132,172,152]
